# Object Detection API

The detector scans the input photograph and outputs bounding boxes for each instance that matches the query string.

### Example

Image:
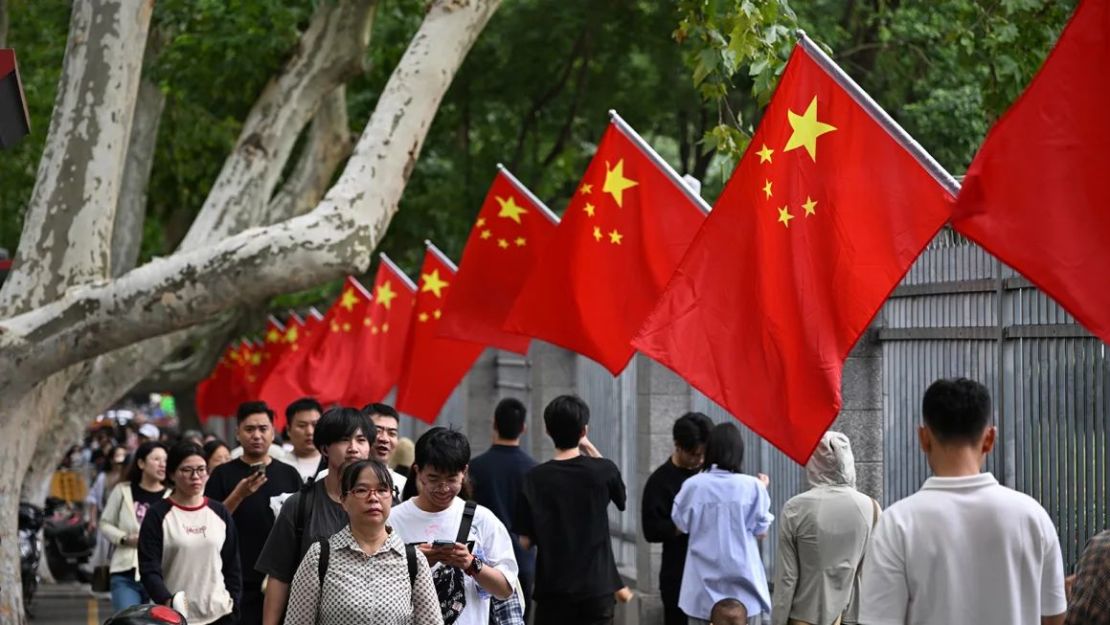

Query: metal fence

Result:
[880,229,1110,570]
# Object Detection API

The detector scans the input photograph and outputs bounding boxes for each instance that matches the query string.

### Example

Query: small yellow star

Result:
[418,312,429,323]
[266,328,282,343]
[342,322,351,332]
[756,143,774,164]
[331,321,341,332]
[609,229,623,245]
[579,182,593,195]
[496,195,529,224]
[476,217,486,227]
[382,323,390,333]
[285,327,299,343]
[784,96,837,162]
[480,229,492,240]
[515,237,526,247]
[421,269,449,299]
[433,309,442,320]
[603,159,639,207]
[290,344,299,352]
[593,226,603,242]
[363,318,371,326]
[339,288,360,311]
[763,180,773,199]
[375,281,398,310]
[802,196,817,217]
[371,326,379,335]
[583,202,596,217]
[777,205,794,228]
[250,353,262,366]
[498,238,509,249]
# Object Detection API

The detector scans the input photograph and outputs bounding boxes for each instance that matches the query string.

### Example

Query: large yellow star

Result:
[339,288,360,311]
[375,280,398,310]
[603,159,639,207]
[763,180,773,199]
[777,205,795,228]
[784,96,837,162]
[756,144,774,164]
[496,196,529,224]
[284,326,299,344]
[421,269,449,299]
[266,328,282,343]
[802,196,817,217]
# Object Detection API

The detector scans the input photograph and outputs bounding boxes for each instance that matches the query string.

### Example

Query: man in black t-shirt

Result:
[641,412,713,625]
[515,395,627,625]
[205,401,302,625]
[470,397,538,618]
[255,407,373,625]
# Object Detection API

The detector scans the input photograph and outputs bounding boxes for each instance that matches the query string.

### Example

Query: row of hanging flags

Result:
[198,0,1110,464]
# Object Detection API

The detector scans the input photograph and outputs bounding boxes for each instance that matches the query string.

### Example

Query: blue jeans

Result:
[110,573,148,613]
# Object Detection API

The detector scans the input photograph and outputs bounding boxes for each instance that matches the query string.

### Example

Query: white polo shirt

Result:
[860,473,1065,625]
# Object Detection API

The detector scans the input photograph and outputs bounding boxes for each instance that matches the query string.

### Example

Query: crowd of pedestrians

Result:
[67,376,1108,625]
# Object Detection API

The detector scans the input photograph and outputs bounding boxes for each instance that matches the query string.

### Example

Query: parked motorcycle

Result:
[17,501,44,615]
[42,496,93,582]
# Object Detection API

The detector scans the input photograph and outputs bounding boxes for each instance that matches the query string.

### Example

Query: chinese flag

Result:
[197,342,254,424]
[253,316,287,390]
[396,245,486,423]
[258,309,330,417]
[952,0,1110,344]
[302,308,325,341]
[438,168,559,353]
[503,122,707,374]
[633,45,954,463]
[350,256,417,403]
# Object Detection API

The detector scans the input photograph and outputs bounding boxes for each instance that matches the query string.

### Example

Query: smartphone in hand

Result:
[249,462,266,477]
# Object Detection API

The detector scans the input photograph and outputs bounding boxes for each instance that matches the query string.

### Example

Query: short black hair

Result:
[340,459,393,496]
[710,598,748,625]
[543,395,589,450]
[413,427,470,474]
[704,422,745,473]
[493,397,527,440]
[674,412,713,452]
[315,407,374,453]
[237,401,274,424]
[166,441,205,476]
[202,439,229,463]
[286,397,323,422]
[126,441,166,484]
[922,377,992,445]
[362,402,400,425]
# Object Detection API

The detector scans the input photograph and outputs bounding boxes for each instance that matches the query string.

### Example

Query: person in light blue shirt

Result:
[672,423,773,624]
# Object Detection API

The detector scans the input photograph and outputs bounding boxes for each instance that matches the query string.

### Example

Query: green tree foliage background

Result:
[0,0,1080,322]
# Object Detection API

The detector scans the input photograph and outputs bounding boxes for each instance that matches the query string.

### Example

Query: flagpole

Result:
[496,164,560,224]
[795,31,961,197]
[424,240,459,272]
[307,307,324,321]
[267,315,286,331]
[608,110,712,214]
[379,253,418,291]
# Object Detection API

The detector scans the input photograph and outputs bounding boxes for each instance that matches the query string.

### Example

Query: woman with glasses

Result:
[139,441,241,625]
[283,459,442,625]
[99,441,168,612]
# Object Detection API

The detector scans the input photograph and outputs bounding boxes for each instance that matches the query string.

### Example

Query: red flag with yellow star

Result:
[952,0,1110,345]
[438,167,559,353]
[197,342,255,424]
[355,255,418,403]
[253,315,287,389]
[396,244,486,423]
[258,310,323,415]
[502,120,708,374]
[633,44,954,463]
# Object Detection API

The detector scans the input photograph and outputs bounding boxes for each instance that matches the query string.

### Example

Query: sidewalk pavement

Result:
[28,582,112,625]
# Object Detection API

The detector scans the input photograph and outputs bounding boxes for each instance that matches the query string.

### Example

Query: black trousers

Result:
[663,602,689,625]
[534,594,615,625]
[239,586,263,625]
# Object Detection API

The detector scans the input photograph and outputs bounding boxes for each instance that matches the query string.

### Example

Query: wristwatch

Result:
[464,556,484,577]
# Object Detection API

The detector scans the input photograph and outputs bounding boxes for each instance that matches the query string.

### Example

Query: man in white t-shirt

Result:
[363,403,407,496]
[860,377,1066,625]
[281,397,322,483]
[391,427,518,625]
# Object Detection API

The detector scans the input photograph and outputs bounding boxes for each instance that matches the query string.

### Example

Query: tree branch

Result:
[112,79,165,276]
[0,0,502,402]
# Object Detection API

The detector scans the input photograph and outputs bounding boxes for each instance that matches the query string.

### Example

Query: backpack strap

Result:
[315,539,330,624]
[294,480,315,553]
[455,500,478,544]
[405,543,418,587]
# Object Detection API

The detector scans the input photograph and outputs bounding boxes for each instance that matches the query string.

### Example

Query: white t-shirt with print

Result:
[860,472,1066,625]
[390,497,518,625]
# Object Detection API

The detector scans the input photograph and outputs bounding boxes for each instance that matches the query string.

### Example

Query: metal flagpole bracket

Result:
[793,31,961,197]
[607,109,713,214]
[496,163,560,224]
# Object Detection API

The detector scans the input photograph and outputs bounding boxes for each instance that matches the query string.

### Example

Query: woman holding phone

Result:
[283,459,442,625]
[139,441,241,625]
